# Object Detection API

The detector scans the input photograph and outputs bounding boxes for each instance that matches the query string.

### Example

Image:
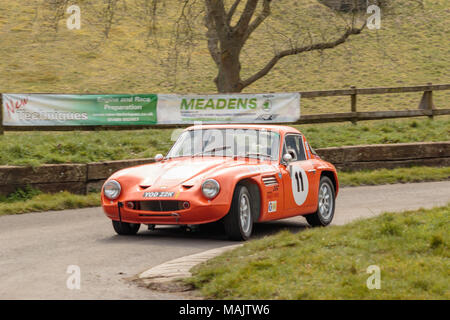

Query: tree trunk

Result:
[215,40,244,93]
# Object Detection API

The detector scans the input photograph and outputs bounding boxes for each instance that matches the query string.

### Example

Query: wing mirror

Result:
[282,153,293,164]
[154,154,164,162]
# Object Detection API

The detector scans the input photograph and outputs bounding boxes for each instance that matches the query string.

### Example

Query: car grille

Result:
[262,175,278,186]
[134,200,186,212]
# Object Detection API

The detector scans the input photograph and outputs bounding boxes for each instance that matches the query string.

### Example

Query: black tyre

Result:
[112,220,141,235]
[305,176,336,227]
[224,185,253,241]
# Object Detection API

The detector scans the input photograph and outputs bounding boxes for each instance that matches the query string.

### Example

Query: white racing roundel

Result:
[290,166,309,206]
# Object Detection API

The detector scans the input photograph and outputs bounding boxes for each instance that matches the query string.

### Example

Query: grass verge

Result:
[0,117,448,166]
[338,166,450,187]
[0,188,100,217]
[186,205,450,299]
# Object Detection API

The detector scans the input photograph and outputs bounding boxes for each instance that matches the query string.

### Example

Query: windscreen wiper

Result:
[193,146,231,156]
[244,152,272,159]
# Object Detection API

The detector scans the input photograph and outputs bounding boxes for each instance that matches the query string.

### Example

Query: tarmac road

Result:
[0,181,449,300]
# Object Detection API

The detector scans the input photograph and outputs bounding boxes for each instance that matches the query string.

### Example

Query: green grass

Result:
[187,205,450,299]
[0,128,174,166]
[0,185,42,203]
[0,187,100,216]
[339,166,450,187]
[0,0,448,114]
[0,117,448,166]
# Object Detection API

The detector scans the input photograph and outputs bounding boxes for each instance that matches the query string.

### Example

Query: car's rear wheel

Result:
[305,176,335,227]
[224,185,253,241]
[112,220,141,235]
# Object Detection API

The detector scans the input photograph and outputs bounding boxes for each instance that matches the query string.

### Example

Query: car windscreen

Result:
[166,128,280,160]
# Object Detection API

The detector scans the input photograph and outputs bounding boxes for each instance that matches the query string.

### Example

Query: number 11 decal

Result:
[290,166,309,206]
[294,171,304,192]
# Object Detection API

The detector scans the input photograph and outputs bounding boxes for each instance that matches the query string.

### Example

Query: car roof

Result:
[185,124,302,135]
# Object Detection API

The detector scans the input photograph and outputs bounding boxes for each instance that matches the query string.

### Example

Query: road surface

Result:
[0,181,448,299]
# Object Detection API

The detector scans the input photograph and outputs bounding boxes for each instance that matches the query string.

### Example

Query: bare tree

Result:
[201,0,366,93]
[36,0,368,93]
[143,0,161,38]
[103,0,119,38]
[46,0,70,32]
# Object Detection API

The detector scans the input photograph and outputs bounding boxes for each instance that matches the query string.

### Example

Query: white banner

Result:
[156,92,300,124]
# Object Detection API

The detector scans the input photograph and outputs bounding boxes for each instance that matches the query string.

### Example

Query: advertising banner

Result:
[2,93,300,126]
[2,94,157,126]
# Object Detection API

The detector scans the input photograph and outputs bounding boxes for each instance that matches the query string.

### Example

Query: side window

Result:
[306,141,317,156]
[283,135,306,161]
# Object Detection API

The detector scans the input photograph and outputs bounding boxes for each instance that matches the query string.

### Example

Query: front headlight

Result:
[103,180,121,200]
[201,179,220,199]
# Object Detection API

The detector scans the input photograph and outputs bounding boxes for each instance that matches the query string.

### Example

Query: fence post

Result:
[350,85,357,124]
[0,94,3,135]
[418,82,434,119]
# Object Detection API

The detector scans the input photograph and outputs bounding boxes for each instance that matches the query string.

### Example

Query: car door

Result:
[280,134,318,216]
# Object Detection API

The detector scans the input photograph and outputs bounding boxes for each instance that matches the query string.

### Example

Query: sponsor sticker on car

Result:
[268,201,277,213]
[143,191,175,198]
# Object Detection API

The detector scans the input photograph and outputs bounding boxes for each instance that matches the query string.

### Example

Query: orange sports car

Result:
[101,124,338,240]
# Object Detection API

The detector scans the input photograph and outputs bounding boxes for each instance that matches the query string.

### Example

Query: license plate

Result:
[143,191,175,198]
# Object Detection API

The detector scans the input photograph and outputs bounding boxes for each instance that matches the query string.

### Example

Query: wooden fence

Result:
[1,83,449,134]
[296,83,450,124]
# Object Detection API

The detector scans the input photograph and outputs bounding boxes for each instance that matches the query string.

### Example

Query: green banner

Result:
[2,94,157,126]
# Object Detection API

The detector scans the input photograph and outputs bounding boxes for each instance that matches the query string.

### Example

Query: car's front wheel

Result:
[224,185,253,241]
[112,220,141,235]
[305,176,336,227]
